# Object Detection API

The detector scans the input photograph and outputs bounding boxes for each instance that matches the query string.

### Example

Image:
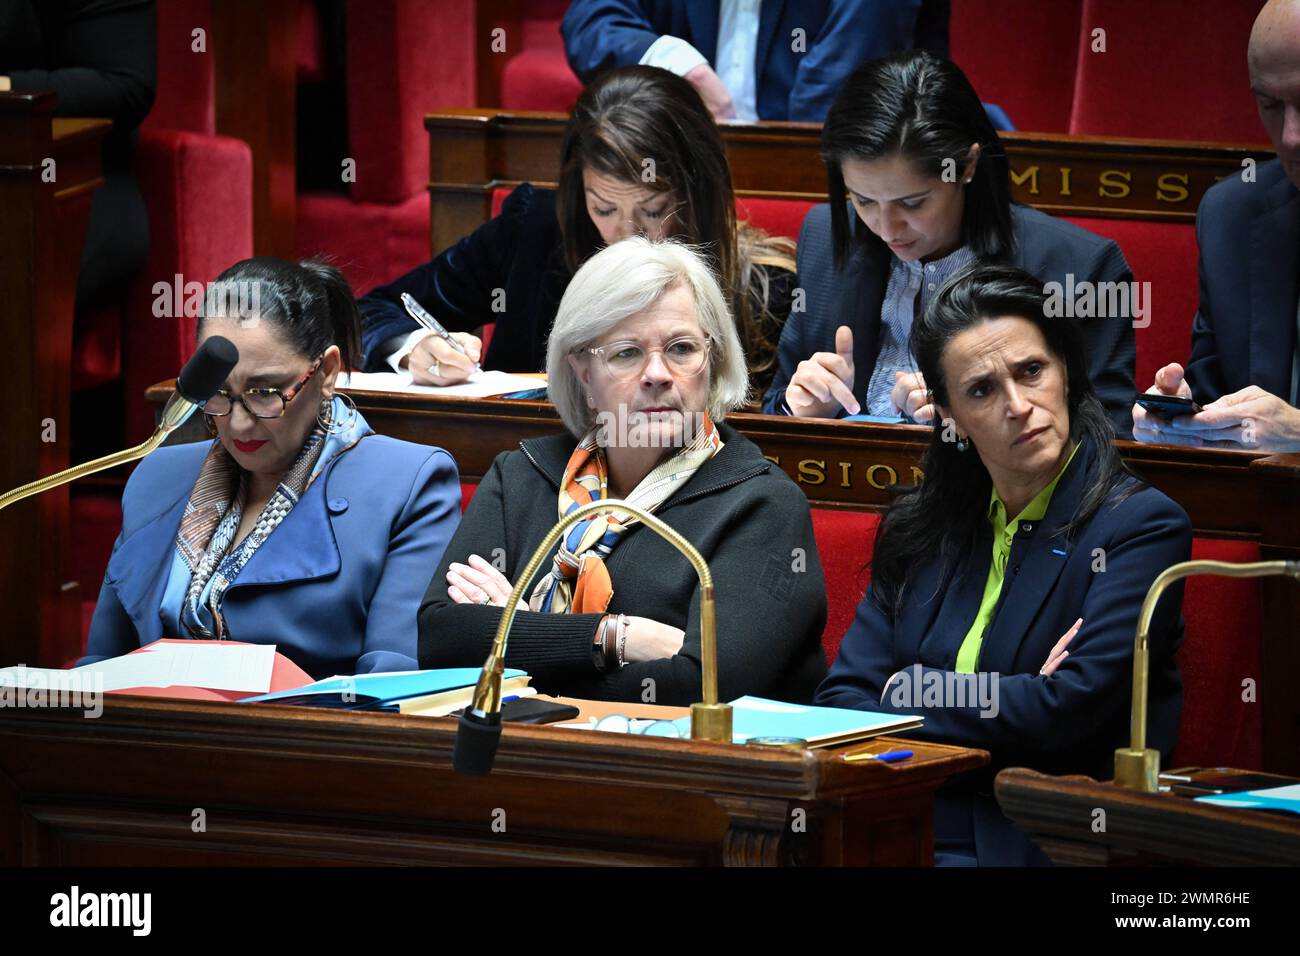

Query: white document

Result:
[0,642,276,694]
[338,370,546,398]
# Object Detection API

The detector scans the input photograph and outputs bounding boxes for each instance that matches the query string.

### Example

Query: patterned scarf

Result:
[174,418,330,639]
[527,412,724,614]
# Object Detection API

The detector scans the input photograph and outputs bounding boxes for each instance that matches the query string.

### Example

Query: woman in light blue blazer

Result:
[83,258,461,677]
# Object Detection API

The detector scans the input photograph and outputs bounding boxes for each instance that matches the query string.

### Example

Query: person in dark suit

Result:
[561,0,949,123]
[419,239,827,705]
[815,264,1191,865]
[764,51,1137,438]
[1133,0,1300,452]
[1,0,156,314]
[83,258,462,677]
[359,65,796,400]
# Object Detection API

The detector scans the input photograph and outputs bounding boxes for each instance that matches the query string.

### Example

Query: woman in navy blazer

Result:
[82,258,461,677]
[815,264,1191,866]
[764,51,1137,437]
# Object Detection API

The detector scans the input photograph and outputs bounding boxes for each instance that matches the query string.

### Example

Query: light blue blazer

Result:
[82,435,461,677]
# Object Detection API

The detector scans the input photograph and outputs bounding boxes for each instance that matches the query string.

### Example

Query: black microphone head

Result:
[177,336,239,404]
[453,710,503,776]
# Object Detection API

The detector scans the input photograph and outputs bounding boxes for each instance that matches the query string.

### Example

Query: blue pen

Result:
[844,749,914,763]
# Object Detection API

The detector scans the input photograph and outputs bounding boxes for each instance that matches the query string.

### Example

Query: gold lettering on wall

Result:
[866,464,898,489]
[1156,172,1190,204]
[839,461,852,488]
[1010,165,1040,195]
[798,459,826,485]
[1059,167,1073,197]
[1098,169,1132,199]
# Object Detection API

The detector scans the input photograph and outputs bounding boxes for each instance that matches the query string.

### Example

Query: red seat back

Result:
[1069,0,1269,144]
[1173,538,1263,769]
[1063,216,1198,390]
[951,0,1082,133]
[142,0,215,135]
[810,509,881,664]
[345,0,477,204]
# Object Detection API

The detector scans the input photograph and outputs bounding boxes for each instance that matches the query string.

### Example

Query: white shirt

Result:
[639,0,761,122]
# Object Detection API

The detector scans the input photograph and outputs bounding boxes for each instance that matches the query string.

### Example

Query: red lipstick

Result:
[233,439,268,453]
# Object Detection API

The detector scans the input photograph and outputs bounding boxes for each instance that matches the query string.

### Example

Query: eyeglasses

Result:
[587,336,711,383]
[204,356,322,419]
[592,714,683,737]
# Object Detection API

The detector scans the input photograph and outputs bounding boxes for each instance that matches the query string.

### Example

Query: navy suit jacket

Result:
[359,184,568,374]
[82,435,462,678]
[815,438,1190,863]
[1184,158,1300,405]
[561,0,950,122]
[766,203,1138,437]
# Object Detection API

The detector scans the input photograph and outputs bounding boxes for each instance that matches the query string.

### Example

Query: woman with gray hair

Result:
[418,238,828,705]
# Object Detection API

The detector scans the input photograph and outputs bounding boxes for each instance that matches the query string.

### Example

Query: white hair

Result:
[546,237,750,436]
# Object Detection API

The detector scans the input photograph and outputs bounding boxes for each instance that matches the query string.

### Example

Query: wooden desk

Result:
[143,382,1300,772]
[0,94,108,668]
[0,697,986,866]
[996,767,1300,865]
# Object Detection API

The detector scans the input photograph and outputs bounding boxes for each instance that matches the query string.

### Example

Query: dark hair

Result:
[197,257,362,370]
[555,65,795,387]
[822,50,1014,270]
[869,263,1138,615]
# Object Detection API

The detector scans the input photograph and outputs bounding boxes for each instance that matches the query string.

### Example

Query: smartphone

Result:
[1136,393,1203,420]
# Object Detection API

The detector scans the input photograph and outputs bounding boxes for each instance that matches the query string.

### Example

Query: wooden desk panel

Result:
[996,767,1300,865]
[0,95,108,668]
[0,697,986,866]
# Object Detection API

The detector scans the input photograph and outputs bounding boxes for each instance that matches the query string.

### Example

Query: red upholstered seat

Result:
[460,481,478,513]
[498,1,582,113]
[1069,0,1269,144]
[1063,216,1198,390]
[297,191,430,297]
[951,0,1083,133]
[1171,538,1264,769]
[736,197,817,242]
[296,0,476,295]
[810,509,880,664]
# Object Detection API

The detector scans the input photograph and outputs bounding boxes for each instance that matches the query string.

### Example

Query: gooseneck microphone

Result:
[0,336,239,513]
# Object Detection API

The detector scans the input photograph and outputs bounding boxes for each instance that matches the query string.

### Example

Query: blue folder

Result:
[241,668,526,710]
[1195,784,1300,816]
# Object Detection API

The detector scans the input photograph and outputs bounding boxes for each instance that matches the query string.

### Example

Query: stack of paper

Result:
[338,370,546,399]
[0,642,276,695]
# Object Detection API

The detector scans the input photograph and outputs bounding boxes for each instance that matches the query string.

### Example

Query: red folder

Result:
[107,639,313,702]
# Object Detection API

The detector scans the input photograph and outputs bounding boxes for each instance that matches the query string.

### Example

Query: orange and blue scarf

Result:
[528,412,723,614]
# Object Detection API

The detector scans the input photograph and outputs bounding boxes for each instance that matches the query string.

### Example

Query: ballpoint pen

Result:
[400,292,483,374]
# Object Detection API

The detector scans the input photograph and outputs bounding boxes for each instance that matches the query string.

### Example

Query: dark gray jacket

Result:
[418,423,828,705]
[764,203,1138,437]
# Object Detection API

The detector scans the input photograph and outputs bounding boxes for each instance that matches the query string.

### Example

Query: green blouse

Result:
[954,442,1081,673]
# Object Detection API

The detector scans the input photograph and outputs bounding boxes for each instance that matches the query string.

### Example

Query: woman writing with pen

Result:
[357,65,798,398]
